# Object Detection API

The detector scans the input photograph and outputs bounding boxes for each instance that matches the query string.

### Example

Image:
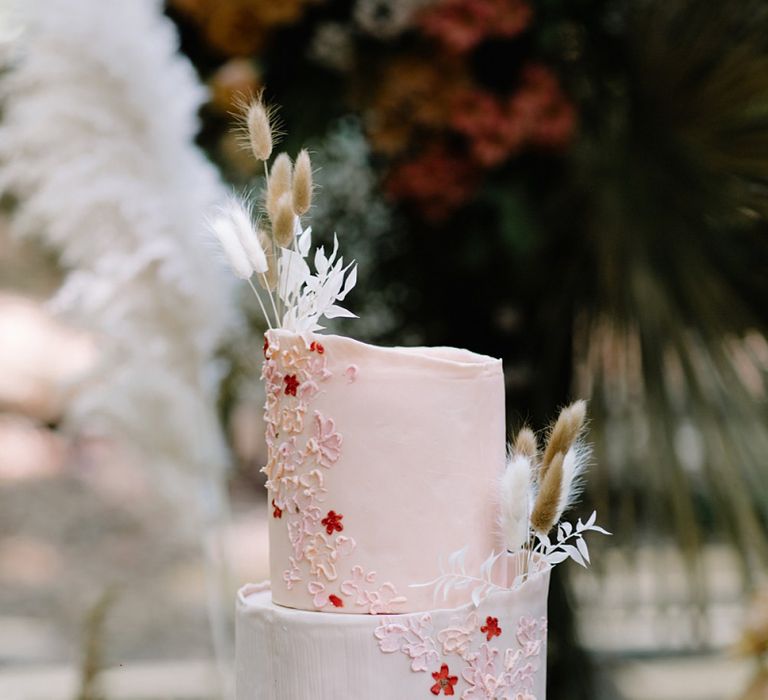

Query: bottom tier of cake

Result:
[236,566,551,700]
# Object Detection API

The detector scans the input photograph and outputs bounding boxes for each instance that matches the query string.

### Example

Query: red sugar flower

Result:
[329,594,344,608]
[309,341,325,354]
[283,374,299,396]
[431,664,458,695]
[481,616,501,641]
[321,510,344,535]
[272,499,282,519]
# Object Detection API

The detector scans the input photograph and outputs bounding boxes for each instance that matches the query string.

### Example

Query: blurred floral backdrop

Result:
[0,0,767,699]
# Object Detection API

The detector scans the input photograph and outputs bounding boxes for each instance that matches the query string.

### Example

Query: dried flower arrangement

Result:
[210,92,358,333]
[417,401,609,606]
[211,93,607,607]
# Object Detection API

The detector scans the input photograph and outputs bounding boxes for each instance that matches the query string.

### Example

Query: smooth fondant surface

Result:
[263,330,505,614]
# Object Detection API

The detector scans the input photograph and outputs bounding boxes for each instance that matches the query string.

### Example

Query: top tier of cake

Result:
[262,329,505,614]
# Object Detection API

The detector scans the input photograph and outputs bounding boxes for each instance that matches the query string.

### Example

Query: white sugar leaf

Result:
[323,304,357,319]
[546,551,569,565]
[314,246,329,276]
[337,264,357,301]
[586,511,597,528]
[471,584,486,607]
[561,544,586,567]
[448,546,467,573]
[479,551,498,580]
[298,226,312,257]
[278,248,310,302]
[561,521,573,537]
[317,266,346,309]
[588,525,612,535]
[330,233,339,262]
[576,536,590,564]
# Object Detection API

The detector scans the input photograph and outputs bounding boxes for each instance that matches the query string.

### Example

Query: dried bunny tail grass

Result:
[267,152,292,219]
[272,192,296,247]
[499,449,533,552]
[232,91,282,162]
[513,427,538,459]
[539,400,587,483]
[257,229,278,291]
[292,148,313,216]
[530,451,564,535]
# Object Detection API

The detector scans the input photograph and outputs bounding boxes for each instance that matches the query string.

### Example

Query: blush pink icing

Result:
[263,329,505,614]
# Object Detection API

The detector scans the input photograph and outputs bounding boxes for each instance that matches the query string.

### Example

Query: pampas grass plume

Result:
[229,198,268,274]
[210,213,252,280]
[273,192,295,246]
[267,152,292,218]
[499,451,533,551]
[540,400,586,483]
[292,148,313,215]
[531,451,564,534]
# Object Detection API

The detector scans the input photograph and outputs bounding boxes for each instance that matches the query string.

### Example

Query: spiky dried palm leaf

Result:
[572,0,768,584]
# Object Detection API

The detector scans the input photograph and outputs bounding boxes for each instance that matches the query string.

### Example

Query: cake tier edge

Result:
[236,567,551,700]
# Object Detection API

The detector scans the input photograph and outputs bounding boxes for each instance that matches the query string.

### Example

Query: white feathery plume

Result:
[228,197,268,274]
[0,0,234,497]
[210,211,253,279]
[556,440,591,522]
[0,0,235,691]
[499,450,533,552]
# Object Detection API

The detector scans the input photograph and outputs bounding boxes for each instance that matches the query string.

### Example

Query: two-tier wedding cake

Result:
[209,94,606,699]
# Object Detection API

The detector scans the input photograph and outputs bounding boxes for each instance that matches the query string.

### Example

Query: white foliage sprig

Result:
[534,511,611,568]
[279,229,358,332]
[415,513,610,607]
[411,547,506,608]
